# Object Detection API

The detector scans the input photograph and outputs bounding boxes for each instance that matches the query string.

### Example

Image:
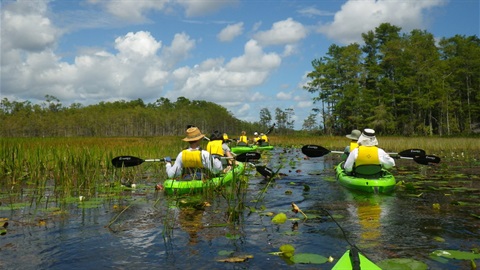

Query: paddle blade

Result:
[414,155,441,165]
[112,156,145,167]
[256,166,273,178]
[235,152,261,162]
[265,124,275,135]
[301,145,331,157]
[398,149,426,158]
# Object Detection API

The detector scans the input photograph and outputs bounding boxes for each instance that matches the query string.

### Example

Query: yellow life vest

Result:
[355,146,380,167]
[239,135,248,144]
[206,140,224,156]
[349,141,358,151]
[182,149,204,168]
[260,135,268,142]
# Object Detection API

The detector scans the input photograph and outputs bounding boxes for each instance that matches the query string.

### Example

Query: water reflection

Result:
[345,194,393,249]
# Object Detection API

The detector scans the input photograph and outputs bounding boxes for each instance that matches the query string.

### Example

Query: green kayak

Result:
[332,248,381,270]
[163,162,245,195]
[231,145,274,154]
[335,161,396,194]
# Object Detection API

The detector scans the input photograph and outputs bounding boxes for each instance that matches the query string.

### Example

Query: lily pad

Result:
[272,212,287,224]
[279,244,295,258]
[290,253,328,264]
[430,250,480,260]
[377,258,428,270]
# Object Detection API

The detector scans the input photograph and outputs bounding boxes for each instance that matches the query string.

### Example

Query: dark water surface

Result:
[1,147,479,269]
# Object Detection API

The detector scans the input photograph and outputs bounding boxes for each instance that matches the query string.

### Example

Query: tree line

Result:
[0,95,292,137]
[304,23,480,136]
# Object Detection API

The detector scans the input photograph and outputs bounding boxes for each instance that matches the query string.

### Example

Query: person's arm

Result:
[223,144,234,164]
[343,148,358,172]
[166,152,183,178]
[378,148,395,169]
[201,151,223,174]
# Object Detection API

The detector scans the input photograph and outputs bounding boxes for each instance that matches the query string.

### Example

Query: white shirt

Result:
[344,146,395,172]
[166,147,223,178]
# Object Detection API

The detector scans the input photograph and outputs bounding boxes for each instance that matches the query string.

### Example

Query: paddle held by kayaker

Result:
[165,127,222,180]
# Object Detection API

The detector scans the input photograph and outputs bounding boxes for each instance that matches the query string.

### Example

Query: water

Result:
[1,147,479,269]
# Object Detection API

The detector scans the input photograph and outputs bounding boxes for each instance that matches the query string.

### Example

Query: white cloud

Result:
[318,0,447,44]
[161,32,196,68]
[277,91,292,100]
[253,18,308,46]
[297,100,313,108]
[297,7,335,17]
[1,0,59,52]
[97,0,168,22]
[217,22,244,42]
[115,31,162,59]
[226,40,281,71]
[176,0,239,17]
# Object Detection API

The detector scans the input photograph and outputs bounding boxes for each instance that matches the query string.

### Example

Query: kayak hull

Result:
[335,161,396,194]
[231,145,274,154]
[332,249,381,270]
[231,146,257,154]
[163,162,245,195]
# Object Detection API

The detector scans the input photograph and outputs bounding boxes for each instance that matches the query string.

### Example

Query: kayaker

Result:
[165,127,223,179]
[343,128,395,176]
[257,132,269,146]
[342,129,361,161]
[252,132,260,144]
[206,130,235,168]
[237,131,248,146]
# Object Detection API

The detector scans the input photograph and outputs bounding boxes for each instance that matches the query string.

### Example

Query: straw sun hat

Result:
[183,127,205,142]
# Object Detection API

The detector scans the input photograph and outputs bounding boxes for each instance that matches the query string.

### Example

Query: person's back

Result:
[258,133,269,146]
[206,130,234,167]
[238,131,248,146]
[166,127,222,179]
[344,129,395,176]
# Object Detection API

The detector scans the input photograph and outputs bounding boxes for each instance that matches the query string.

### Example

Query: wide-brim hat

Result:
[183,127,205,142]
[346,129,361,140]
[357,128,378,146]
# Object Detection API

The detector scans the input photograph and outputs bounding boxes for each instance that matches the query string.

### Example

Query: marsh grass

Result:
[1,136,477,223]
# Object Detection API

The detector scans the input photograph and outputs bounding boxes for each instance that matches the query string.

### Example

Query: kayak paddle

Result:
[112,152,262,168]
[301,145,440,165]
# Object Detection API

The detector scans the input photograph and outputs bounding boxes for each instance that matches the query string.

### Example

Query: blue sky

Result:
[1,0,479,130]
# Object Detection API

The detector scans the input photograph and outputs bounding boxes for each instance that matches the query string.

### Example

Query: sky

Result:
[1,0,479,130]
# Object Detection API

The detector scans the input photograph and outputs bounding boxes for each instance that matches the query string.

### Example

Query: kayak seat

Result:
[353,164,383,178]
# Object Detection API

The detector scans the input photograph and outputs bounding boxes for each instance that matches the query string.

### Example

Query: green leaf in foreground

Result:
[290,253,328,264]
[430,250,480,260]
[377,258,428,270]
[272,212,287,224]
